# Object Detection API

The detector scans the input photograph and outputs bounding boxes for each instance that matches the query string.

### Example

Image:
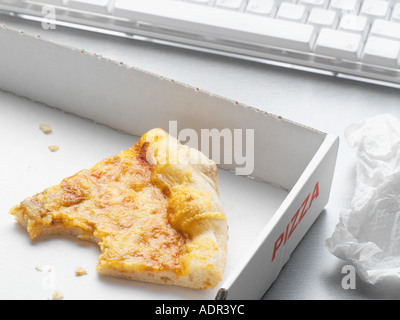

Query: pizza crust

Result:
[10,128,228,290]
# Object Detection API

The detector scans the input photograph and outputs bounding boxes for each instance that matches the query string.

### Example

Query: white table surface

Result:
[2,14,400,300]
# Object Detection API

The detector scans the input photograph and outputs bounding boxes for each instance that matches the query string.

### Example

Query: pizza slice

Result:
[10,128,228,289]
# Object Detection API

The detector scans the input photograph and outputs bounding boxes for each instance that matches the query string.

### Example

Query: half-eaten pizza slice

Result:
[10,128,228,289]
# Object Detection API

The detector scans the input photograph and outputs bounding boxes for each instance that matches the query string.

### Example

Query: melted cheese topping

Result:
[11,142,188,274]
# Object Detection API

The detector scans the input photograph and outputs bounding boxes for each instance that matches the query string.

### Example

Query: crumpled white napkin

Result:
[326,114,400,284]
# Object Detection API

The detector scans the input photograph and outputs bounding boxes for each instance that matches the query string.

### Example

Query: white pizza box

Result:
[0,24,338,300]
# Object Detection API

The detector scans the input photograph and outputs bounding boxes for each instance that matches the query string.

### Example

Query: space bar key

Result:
[112,0,316,52]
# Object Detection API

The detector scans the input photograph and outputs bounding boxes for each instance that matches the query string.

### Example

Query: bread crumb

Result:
[48,145,59,152]
[52,290,64,300]
[75,267,88,276]
[35,265,42,272]
[39,124,52,134]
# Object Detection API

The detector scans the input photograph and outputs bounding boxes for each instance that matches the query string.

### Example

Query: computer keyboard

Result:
[1,0,400,87]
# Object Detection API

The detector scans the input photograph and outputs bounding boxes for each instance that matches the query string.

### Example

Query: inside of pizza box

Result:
[0,25,328,300]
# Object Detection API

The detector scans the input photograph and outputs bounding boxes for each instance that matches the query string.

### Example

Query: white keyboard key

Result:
[360,0,390,21]
[370,19,400,40]
[246,0,276,16]
[35,0,64,5]
[1,0,24,3]
[362,36,400,68]
[67,0,109,13]
[215,0,244,10]
[307,8,338,29]
[276,3,307,22]
[113,0,316,51]
[329,0,360,14]
[298,0,328,9]
[314,28,362,60]
[391,3,400,22]
[186,0,210,4]
[338,14,368,39]
[0,0,27,7]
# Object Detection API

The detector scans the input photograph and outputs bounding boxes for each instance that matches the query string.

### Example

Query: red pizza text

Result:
[271,181,320,262]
